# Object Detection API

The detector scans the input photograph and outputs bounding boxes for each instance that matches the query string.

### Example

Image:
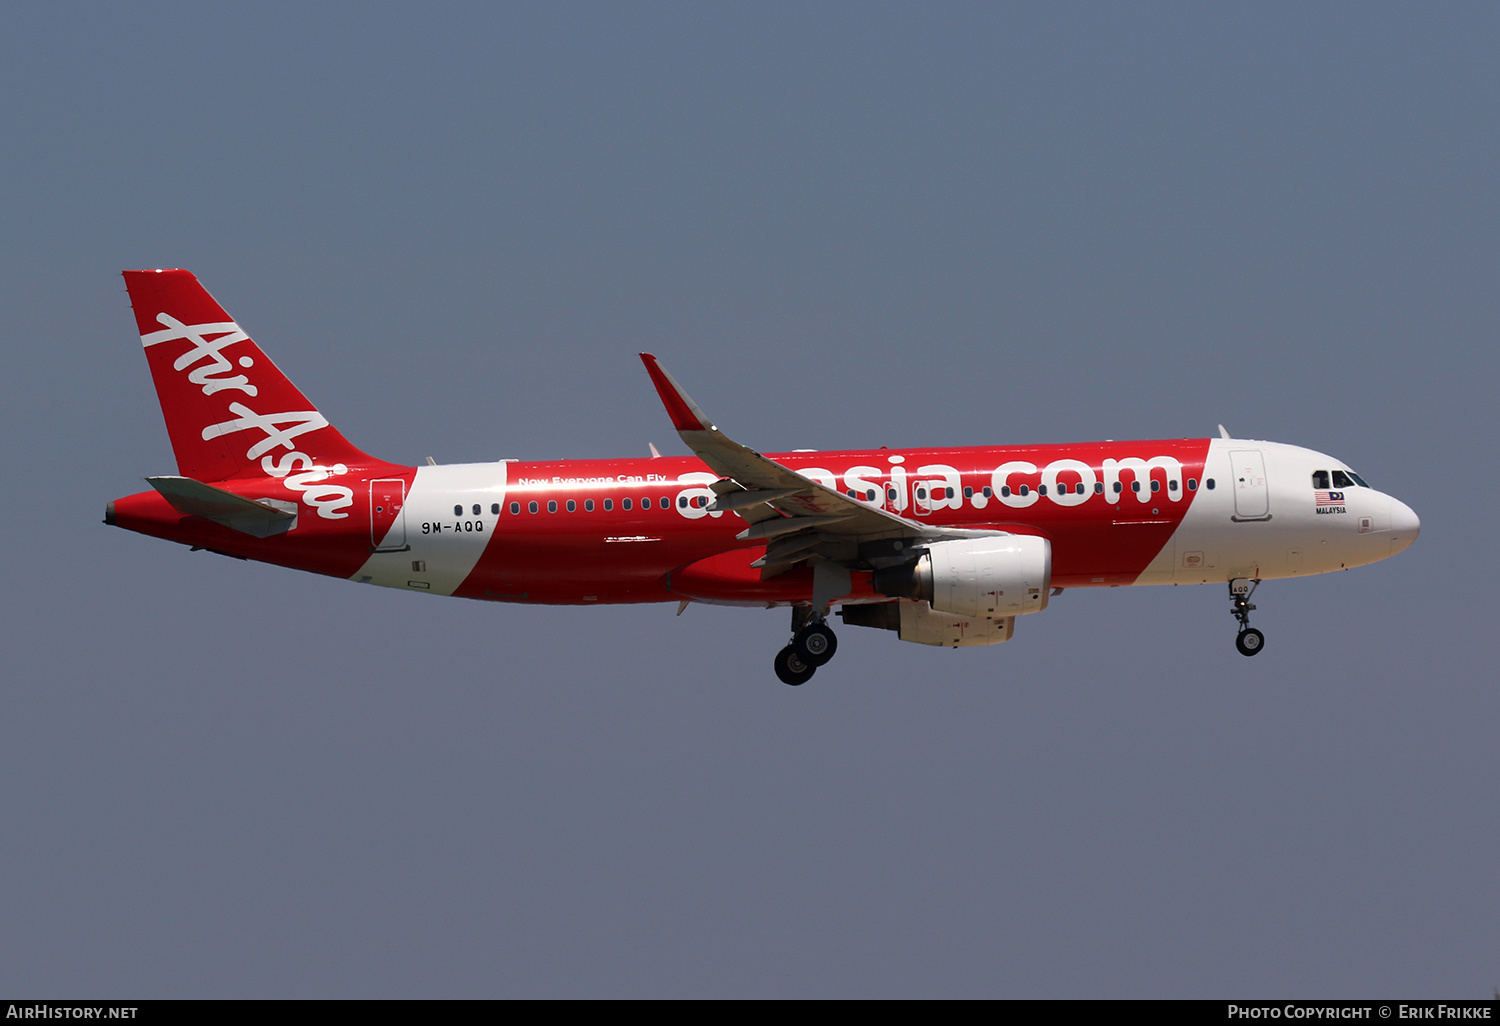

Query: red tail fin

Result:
[123,269,373,481]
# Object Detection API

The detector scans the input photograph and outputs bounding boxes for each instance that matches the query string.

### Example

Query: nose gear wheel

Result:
[1229,579,1265,657]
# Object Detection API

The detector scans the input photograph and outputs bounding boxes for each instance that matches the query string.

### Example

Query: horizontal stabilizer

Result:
[146,476,297,538]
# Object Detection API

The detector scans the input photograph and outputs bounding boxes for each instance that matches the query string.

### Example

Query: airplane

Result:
[105,269,1421,685]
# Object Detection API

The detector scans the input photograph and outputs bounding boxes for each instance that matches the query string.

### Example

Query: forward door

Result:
[1229,450,1270,520]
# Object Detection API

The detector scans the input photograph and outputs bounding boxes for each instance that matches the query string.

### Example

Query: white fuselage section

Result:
[1161,439,1419,584]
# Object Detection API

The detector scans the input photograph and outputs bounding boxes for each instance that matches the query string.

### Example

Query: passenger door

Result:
[1229,450,1270,521]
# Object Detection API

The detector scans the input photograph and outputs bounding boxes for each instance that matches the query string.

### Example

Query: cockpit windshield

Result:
[1313,469,1372,489]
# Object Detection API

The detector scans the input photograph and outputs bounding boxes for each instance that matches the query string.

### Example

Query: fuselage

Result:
[105,268,1423,672]
[109,436,1420,607]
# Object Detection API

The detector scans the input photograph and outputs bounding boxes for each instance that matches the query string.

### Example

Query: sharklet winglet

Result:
[640,354,713,433]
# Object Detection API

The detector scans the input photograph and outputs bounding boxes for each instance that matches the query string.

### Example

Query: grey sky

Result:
[1,2,1495,997]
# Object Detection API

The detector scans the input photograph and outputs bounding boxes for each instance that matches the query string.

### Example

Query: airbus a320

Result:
[105,270,1421,685]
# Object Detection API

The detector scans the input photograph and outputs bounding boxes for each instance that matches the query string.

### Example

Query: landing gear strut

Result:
[775,607,839,685]
[1229,578,1265,657]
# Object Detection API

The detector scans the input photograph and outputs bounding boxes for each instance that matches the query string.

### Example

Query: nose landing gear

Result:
[1230,578,1265,656]
[775,608,840,685]
[1235,627,1265,656]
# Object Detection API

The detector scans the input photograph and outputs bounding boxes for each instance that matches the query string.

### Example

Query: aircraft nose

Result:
[1387,495,1420,556]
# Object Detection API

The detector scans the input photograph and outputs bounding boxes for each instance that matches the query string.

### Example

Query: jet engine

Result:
[839,600,1018,647]
[872,535,1051,618]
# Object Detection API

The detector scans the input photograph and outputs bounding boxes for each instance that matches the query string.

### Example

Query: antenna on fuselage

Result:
[1218,425,1231,439]
[649,443,662,458]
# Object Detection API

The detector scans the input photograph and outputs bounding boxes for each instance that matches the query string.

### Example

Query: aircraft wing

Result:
[640,354,1000,577]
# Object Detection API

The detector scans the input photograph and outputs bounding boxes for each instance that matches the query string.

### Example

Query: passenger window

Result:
[603,499,613,511]
[1187,479,1197,491]
[1206,479,1215,489]
[1167,481,1177,492]
[622,498,632,511]
[660,497,670,509]
[566,499,576,512]
[453,504,463,516]
[1150,480,1160,492]
[1332,470,1354,488]
[1131,481,1141,492]
[1113,482,1122,494]
[887,488,898,501]
[508,502,518,515]
[1094,482,1104,494]
[548,500,558,513]
[1018,484,1029,496]
[916,487,927,499]
[472,504,481,516]
[491,503,500,515]
[585,499,594,512]
[982,486,993,498]
[1000,486,1011,498]
[1038,485,1047,496]
[1312,470,1330,489]
[964,486,973,498]
[946,487,955,499]
[679,496,689,508]
[528,501,538,514]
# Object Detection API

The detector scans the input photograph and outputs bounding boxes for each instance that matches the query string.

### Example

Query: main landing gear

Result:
[774,609,839,686]
[774,644,816,686]
[1229,578,1265,657]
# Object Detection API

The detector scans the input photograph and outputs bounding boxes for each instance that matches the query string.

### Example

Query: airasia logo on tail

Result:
[142,314,259,396]
[142,314,354,520]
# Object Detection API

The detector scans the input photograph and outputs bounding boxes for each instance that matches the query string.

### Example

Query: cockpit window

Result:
[1331,470,1354,488]
[1312,470,1330,489]
[1348,471,1370,488]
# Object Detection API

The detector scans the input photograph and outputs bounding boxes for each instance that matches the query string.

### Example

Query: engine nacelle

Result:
[873,535,1051,618]
[839,600,1017,647]
[899,602,1015,647]
[840,597,1014,645]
